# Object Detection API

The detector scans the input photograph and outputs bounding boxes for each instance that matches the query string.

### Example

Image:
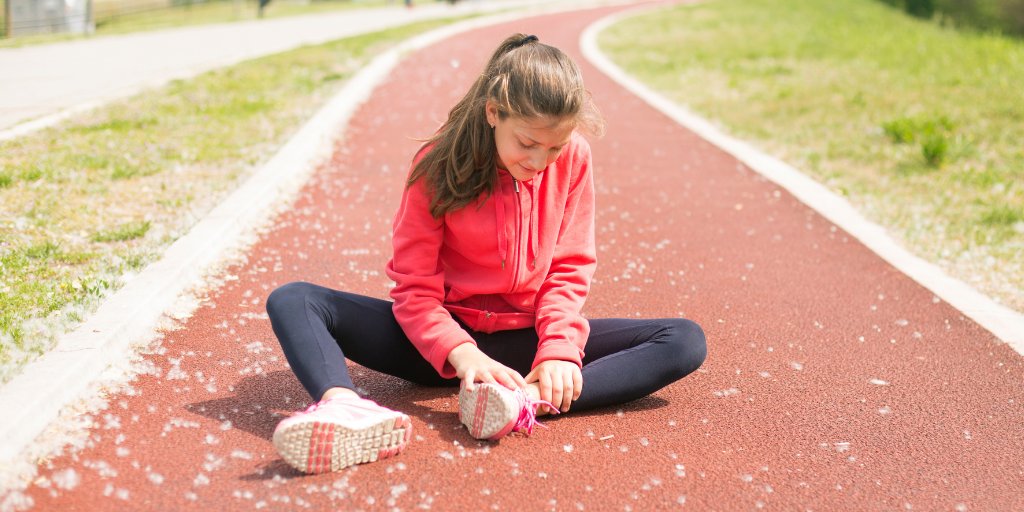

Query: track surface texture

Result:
[7,3,1023,511]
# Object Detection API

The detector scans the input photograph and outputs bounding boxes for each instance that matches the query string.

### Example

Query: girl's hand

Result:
[447,343,527,391]
[525,360,583,414]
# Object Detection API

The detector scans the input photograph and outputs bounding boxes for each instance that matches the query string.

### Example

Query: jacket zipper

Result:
[508,178,522,293]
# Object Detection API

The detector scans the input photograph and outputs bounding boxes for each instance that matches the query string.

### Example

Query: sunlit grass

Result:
[600,0,1024,311]
[92,221,152,243]
[0,16,466,383]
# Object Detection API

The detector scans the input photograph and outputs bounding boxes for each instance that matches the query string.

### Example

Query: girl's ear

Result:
[484,100,498,128]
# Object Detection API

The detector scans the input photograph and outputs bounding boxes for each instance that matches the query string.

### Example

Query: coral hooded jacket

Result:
[385,133,596,379]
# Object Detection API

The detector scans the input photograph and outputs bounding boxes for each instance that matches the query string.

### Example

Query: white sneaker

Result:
[273,395,411,473]
[458,383,555,440]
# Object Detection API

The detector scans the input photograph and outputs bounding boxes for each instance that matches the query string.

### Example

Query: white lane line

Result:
[579,4,1024,354]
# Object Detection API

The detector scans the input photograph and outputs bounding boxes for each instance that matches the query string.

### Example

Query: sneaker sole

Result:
[459,384,518,440]
[273,413,412,474]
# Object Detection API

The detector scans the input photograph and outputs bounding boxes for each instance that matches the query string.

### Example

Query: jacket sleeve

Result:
[532,137,597,369]
[385,176,475,379]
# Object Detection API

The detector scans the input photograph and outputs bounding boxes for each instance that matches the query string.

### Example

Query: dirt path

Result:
[7,3,1022,511]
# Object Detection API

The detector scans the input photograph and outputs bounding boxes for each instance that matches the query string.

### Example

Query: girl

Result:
[266,33,706,474]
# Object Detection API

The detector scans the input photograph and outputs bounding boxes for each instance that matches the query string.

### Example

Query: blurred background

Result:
[7,0,1022,40]
[1,0,400,39]
[879,0,1024,35]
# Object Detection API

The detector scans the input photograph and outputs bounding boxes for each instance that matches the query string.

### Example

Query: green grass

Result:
[0,15,468,383]
[0,0,388,47]
[92,221,152,243]
[600,0,1024,312]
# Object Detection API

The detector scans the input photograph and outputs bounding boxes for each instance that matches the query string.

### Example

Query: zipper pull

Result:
[513,178,520,194]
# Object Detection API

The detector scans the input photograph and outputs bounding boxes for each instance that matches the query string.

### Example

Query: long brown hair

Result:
[409,33,603,218]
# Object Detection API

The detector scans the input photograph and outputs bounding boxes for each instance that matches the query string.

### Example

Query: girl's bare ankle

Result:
[524,383,554,416]
[320,387,359,402]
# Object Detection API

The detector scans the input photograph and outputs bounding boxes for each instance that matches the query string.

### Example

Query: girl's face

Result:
[486,101,575,182]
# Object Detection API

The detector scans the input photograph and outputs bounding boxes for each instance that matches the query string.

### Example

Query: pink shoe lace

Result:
[511,388,558,436]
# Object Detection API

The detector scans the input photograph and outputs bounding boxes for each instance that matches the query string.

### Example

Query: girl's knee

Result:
[662,318,707,376]
[266,281,316,316]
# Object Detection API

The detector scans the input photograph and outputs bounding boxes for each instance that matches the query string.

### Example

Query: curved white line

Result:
[580,5,1024,354]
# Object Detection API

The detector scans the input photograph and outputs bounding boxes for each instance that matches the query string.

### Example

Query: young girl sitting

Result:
[266,33,706,474]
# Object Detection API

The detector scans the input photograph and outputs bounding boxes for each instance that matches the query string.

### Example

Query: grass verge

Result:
[0,15,467,384]
[600,0,1024,312]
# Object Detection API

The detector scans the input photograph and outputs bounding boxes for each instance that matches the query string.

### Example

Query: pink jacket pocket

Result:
[445,305,535,334]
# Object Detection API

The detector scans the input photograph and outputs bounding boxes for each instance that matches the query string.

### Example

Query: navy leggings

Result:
[266,282,706,412]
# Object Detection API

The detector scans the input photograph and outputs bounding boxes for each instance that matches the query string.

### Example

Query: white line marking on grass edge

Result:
[580,6,1024,354]
[0,5,579,471]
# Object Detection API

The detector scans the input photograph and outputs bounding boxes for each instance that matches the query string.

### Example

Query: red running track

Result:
[7,3,1023,511]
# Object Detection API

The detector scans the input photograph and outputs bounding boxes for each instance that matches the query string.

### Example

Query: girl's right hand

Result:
[447,343,527,391]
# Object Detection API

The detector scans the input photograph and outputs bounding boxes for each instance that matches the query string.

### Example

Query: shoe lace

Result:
[511,389,558,436]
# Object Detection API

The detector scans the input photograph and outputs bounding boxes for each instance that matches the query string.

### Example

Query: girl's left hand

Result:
[525,360,583,414]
